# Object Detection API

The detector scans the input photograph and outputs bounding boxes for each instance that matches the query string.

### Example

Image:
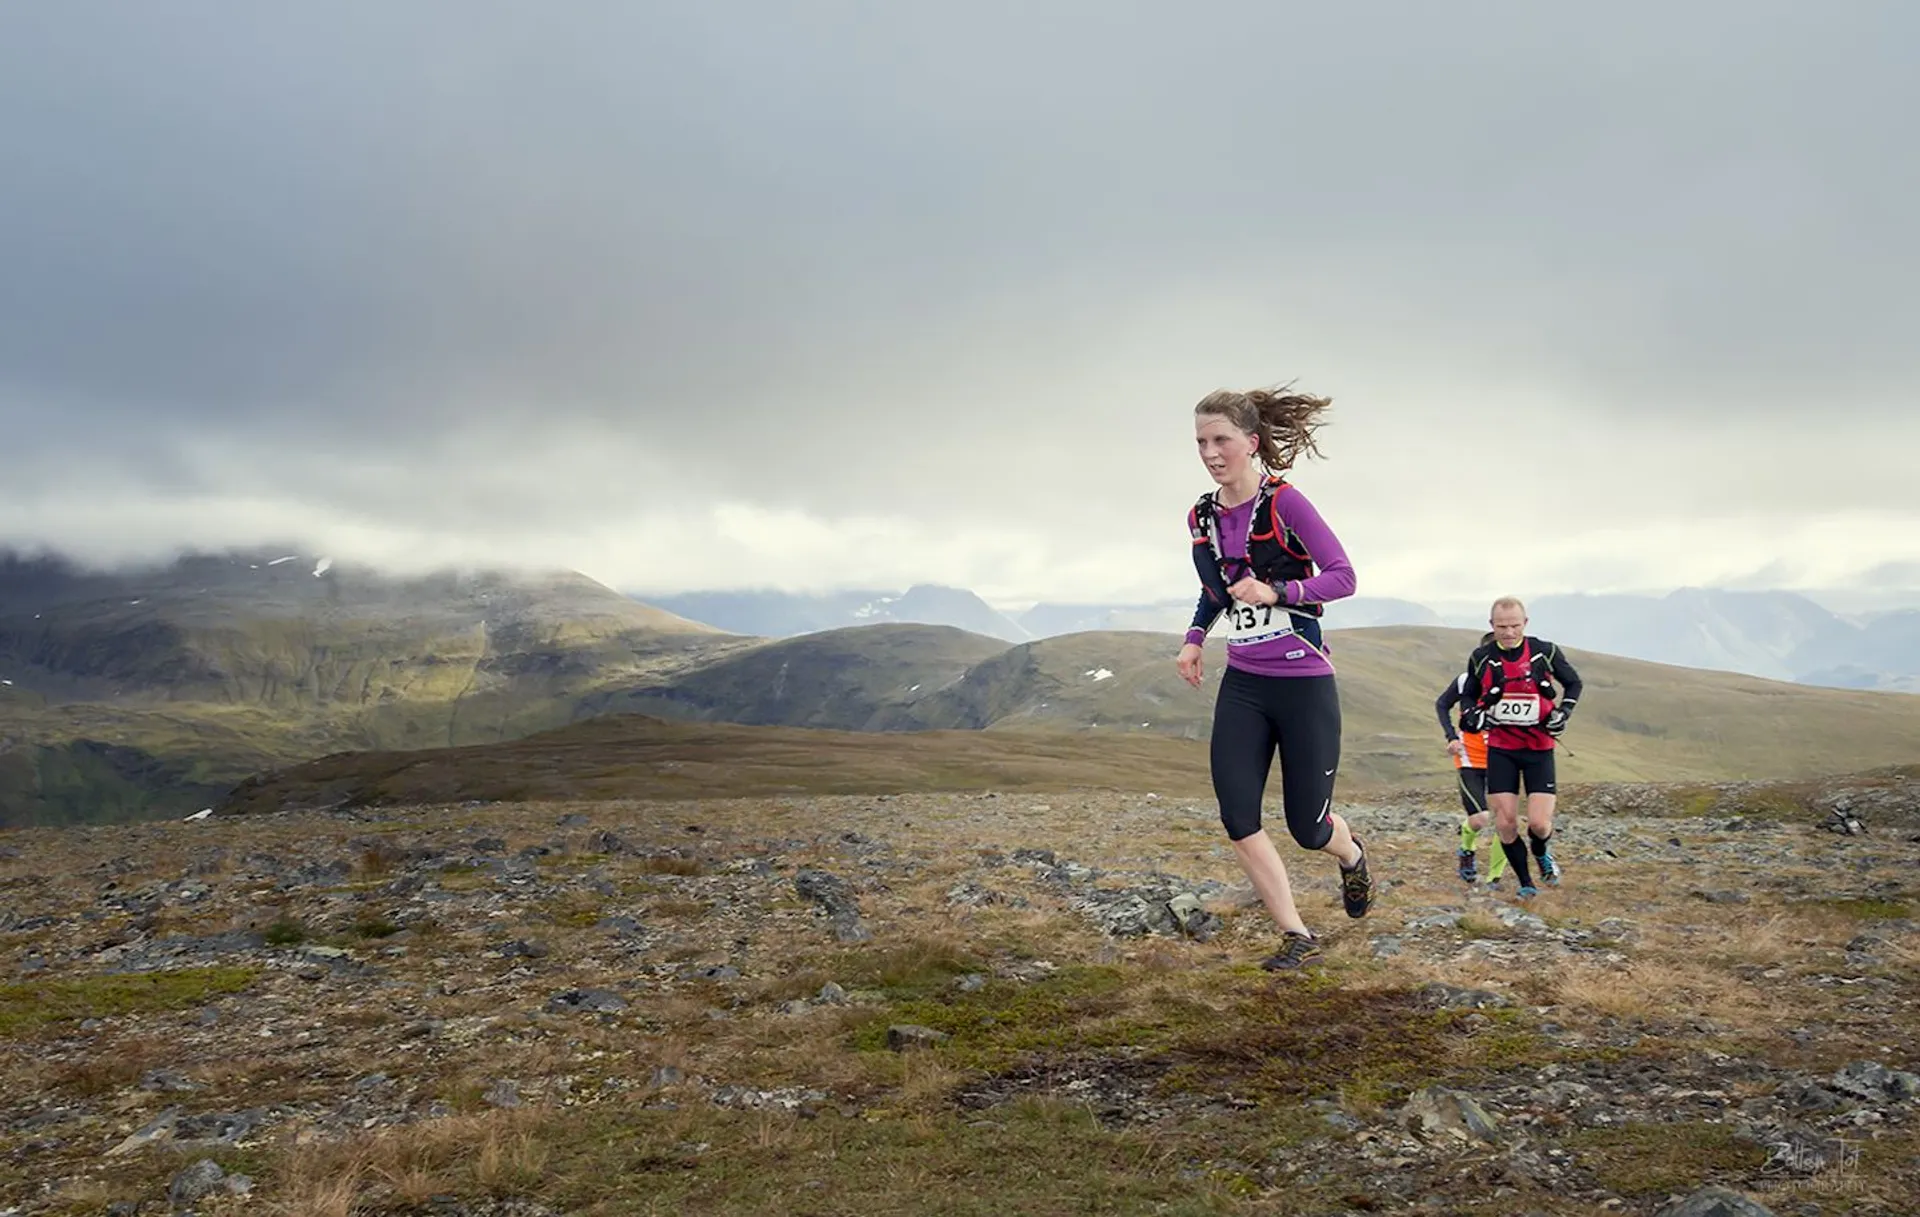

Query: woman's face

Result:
[1195,412,1257,485]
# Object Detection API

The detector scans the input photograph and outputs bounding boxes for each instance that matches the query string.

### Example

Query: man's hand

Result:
[1227,577,1280,606]
[1544,707,1570,737]
[1177,643,1205,688]
[1446,738,1465,759]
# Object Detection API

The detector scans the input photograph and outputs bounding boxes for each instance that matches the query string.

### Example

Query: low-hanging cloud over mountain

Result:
[6,3,1919,604]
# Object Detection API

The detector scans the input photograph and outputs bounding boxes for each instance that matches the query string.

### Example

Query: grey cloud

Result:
[4,3,1918,593]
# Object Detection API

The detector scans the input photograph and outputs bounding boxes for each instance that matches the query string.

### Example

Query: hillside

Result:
[655,582,1920,691]
[0,550,740,826]
[13,543,1920,831]
[586,624,1009,731]
[212,714,1218,815]
[617,625,1920,787]
[6,767,1918,1214]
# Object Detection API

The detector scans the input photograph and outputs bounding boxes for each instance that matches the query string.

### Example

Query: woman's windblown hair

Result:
[1193,384,1332,471]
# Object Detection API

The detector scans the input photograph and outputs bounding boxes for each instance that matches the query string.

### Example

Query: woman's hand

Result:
[1446,738,1465,759]
[1228,577,1281,606]
[1177,643,1204,688]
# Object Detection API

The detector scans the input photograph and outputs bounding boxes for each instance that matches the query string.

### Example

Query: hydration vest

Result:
[1188,476,1323,619]
[1472,639,1560,727]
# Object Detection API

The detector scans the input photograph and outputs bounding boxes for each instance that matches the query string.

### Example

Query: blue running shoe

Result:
[1516,884,1539,901]
[1538,848,1561,886]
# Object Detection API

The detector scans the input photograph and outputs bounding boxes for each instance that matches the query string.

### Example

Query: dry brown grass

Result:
[18,1033,173,1097]
[266,1140,372,1217]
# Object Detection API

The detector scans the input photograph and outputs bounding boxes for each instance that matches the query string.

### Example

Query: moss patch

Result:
[0,966,258,1034]
[1564,1121,1768,1196]
[850,966,1133,1069]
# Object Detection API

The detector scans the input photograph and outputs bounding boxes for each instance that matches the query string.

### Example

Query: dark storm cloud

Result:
[3,2,1917,593]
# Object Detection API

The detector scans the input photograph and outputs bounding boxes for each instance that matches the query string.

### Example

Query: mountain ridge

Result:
[8,547,1920,828]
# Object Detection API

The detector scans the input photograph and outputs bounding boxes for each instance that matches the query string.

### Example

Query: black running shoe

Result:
[1259,931,1323,971]
[1457,849,1477,884]
[1342,836,1374,919]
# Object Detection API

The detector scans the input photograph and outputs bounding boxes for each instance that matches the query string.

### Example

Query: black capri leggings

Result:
[1456,766,1488,817]
[1210,667,1341,847]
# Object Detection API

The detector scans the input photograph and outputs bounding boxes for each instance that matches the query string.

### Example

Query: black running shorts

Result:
[1487,746,1556,797]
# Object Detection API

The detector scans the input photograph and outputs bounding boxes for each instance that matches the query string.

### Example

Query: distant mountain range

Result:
[8,546,1918,827]
[637,585,1920,694]
[645,588,1447,644]
[647,585,1032,643]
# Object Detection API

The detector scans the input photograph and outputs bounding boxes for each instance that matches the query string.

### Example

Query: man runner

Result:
[1458,597,1582,899]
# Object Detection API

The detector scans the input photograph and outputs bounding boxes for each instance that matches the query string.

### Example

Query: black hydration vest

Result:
[1189,476,1323,619]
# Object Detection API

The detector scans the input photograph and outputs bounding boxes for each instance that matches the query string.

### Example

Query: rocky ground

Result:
[2,779,1917,1216]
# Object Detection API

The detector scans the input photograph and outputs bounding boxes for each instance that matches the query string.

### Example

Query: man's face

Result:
[1491,605,1527,648]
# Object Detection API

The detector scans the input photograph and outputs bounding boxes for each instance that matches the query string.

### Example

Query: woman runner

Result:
[1176,385,1373,971]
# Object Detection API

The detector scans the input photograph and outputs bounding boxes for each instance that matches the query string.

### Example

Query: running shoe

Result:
[1342,836,1374,919]
[1259,931,1323,971]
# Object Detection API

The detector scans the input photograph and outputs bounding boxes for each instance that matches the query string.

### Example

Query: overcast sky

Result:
[5,2,1918,609]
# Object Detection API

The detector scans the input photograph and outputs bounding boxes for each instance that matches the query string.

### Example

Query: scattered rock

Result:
[794,869,871,942]
[1653,1185,1778,1216]
[1163,892,1220,940]
[1398,1086,1499,1143]
[1072,878,1223,941]
[175,1109,264,1145]
[887,1025,950,1052]
[1820,806,1867,836]
[1775,1079,1848,1113]
[1689,889,1751,904]
[545,988,629,1015]
[105,1106,180,1156]
[484,1080,522,1109]
[1418,982,1512,1010]
[168,1158,227,1207]
[1829,1059,1920,1103]
[136,1069,199,1093]
[586,830,628,854]
[818,982,848,1005]
[1492,905,1550,933]
[1591,917,1639,943]
[710,1084,829,1113]
[946,881,1004,907]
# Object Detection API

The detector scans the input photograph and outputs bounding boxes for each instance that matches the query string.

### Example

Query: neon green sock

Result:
[1486,844,1509,882]
[1459,820,1477,852]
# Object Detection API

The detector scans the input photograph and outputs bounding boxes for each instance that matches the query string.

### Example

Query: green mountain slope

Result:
[0,551,739,826]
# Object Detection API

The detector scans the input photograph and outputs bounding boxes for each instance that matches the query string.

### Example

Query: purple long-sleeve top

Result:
[1187,484,1356,678]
